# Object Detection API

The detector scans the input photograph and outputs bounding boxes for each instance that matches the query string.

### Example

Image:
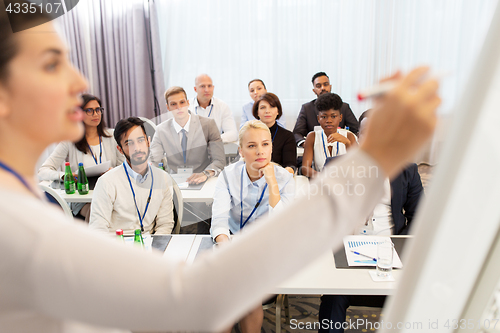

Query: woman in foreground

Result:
[0,3,440,332]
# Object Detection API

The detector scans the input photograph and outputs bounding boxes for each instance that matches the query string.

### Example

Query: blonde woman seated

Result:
[301,93,357,178]
[38,94,124,220]
[211,120,295,333]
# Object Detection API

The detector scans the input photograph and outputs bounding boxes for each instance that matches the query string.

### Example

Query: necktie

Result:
[181,129,187,165]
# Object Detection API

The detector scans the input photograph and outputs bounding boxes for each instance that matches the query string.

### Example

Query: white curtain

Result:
[56,0,166,127]
[156,0,497,163]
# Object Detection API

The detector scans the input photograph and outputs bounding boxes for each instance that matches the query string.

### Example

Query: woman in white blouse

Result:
[38,94,124,219]
[211,120,295,333]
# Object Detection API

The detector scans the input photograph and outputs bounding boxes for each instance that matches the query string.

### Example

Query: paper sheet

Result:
[123,234,153,252]
[343,235,403,268]
[84,161,111,177]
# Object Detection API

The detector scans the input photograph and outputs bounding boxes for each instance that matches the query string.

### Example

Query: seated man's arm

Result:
[89,178,115,233]
[206,120,226,174]
[219,103,238,143]
[149,128,166,167]
[342,103,360,135]
[401,164,424,234]
[293,104,309,146]
[153,174,175,235]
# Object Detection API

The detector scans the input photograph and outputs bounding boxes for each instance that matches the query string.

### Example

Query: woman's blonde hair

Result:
[238,120,271,147]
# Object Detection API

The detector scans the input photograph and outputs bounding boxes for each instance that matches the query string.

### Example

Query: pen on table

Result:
[351,250,377,262]
[357,71,450,101]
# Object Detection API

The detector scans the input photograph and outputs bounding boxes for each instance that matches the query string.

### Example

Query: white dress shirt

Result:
[210,160,295,240]
[172,114,191,144]
[189,96,237,143]
[1,149,385,332]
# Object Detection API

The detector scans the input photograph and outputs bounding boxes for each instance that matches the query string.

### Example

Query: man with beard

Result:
[89,117,174,235]
[293,72,359,147]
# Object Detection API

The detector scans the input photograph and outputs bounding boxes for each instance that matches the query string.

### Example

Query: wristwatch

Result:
[202,170,211,178]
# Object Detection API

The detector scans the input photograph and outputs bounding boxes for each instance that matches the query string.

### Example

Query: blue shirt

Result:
[123,161,150,184]
[241,101,287,129]
[210,160,295,239]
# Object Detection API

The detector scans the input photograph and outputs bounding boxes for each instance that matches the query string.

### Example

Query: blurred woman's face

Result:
[248,81,266,103]
[257,100,279,127]
[82,100,102,128]
[239,128,272,172]
[0,22,87,148]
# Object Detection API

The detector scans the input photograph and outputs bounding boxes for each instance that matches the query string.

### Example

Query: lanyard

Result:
[195,104,214,118]
[87,136,102,165]
[240,164,268,230]
[123,162,153,232]
[321,131,339,159]
[272,125,278,142]
[0,160,38,198]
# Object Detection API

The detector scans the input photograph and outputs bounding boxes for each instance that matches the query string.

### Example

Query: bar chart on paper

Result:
[343,236,403,267]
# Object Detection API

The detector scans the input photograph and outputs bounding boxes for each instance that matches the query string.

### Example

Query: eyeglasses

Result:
[83,107,104,116]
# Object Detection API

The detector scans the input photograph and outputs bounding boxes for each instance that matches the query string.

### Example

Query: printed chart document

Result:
[170,173,204,190]
[343,235,403,268]
[84,161,111,177]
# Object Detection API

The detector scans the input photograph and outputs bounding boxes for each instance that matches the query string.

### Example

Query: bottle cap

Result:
[134,229,141,235]
[65,162,70,166]
[79,162,83,167]
[116,229,124,236]
[159,163,163,167]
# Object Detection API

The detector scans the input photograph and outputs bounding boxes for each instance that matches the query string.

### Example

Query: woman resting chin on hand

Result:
[210,120,295,333]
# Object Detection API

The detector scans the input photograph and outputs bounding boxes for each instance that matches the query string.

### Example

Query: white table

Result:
[168,235,402,296]
[40,178,218,205]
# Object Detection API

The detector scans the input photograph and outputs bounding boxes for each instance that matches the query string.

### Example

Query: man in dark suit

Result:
[318,110,424,333]
[293,72,359,146]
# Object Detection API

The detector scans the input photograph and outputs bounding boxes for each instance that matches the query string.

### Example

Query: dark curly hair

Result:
[315,93,343,112]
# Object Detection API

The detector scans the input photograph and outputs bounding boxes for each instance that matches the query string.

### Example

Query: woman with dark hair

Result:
[252,92,296,173]
[38,93,124,220]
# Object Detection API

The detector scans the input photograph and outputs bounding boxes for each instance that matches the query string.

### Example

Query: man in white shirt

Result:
[151,86,225,185]
[188,74,238,143]
[89,117,175,235]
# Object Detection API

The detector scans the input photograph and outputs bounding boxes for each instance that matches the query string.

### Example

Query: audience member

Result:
[38,94,124,220]
[151,86,225,184]
[189,74,238,143]
[241,79,286,128]
[211,120,295,333]
[317,110,424,333]
[252,93,296,173]
[293,72,359,146]
[89,117,174,235]
[301,93,357,178]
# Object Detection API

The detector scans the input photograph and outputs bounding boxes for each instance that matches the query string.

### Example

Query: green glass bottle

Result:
[64,162,76,194]
[158,162,165,171]
[116,229,125,243]
[77,162,89,195]
[134,229,144,248]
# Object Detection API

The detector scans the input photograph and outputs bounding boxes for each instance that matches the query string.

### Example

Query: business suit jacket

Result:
[390,163,424,235]
[150,114,225,174]
[293,100,359,144]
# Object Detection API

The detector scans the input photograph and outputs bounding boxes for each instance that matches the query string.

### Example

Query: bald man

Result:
[188,74,238,143]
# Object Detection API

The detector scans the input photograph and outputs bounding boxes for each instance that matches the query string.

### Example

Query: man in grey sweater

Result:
[89,117,174,235]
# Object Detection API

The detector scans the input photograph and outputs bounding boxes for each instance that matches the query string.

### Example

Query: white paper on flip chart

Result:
[343,235,403,268]
[84,161,111,177]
